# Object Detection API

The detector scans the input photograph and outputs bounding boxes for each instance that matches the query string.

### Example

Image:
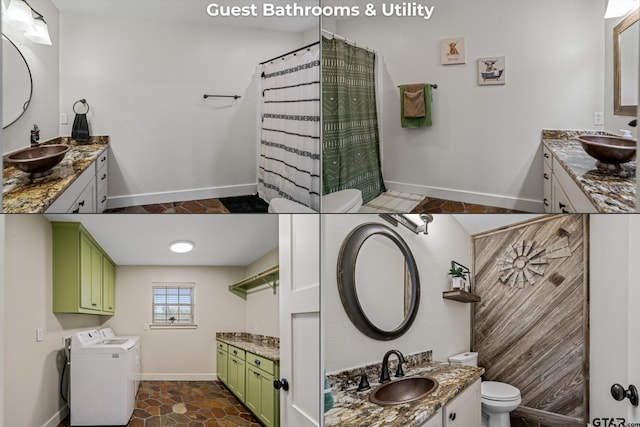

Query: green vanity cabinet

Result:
[227,345,246,401]
[216,341,228,384]
[52,222,116,315]
[246,353,279,427]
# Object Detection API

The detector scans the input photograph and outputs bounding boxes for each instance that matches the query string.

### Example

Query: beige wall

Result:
[103,265,247,379]
[323,214,473,373]
[245,248,280,337]
[3,215,104,427]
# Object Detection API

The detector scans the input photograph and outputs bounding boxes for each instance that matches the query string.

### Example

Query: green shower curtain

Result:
[322,37,385,204]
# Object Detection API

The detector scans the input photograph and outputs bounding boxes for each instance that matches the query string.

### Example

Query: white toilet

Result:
[449,352,522,427]
[268,189,362,213]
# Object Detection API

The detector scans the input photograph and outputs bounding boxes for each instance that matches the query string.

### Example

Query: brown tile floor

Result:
[58,380,260,427]
[411,197,526,214]
[105,199,230,214]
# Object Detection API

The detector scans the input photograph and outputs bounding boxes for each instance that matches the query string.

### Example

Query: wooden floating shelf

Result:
[229,265,279,300]
[442,290,481,303]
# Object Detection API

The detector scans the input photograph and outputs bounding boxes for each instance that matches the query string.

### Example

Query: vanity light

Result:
[605,0,639,18]
[3,0,52,45]
[170,241,195,254]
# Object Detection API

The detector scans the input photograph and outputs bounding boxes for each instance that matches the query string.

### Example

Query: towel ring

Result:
[73,99,90,114]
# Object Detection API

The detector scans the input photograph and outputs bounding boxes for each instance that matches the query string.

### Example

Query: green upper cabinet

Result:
[52,222,116,315]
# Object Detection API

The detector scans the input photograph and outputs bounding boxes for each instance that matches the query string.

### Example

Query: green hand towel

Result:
[400,84,432,128]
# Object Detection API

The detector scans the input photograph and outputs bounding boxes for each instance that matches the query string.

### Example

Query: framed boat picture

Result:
[478,56,506,85]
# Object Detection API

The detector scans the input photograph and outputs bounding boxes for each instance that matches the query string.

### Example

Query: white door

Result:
[627,216,639,423]
[279,214,320,427]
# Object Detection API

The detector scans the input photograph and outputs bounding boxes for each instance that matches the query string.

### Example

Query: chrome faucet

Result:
[379,349,406,383]
[30,124,40,147]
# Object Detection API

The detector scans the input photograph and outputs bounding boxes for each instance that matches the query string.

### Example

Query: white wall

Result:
[604,11,638,137]
[103,265,246,379]
[245,248,280,337]
[3,215,104,427]
[2,0,60,154]
[331,0,605,211]
[323,214,472,373]
[58,13,306,207]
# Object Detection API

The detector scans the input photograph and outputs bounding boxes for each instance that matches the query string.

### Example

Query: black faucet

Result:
[30,124,40,147]
[379,349,406,383]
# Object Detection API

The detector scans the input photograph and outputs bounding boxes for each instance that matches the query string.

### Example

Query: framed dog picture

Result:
[478,56,506,85]
[440,37,465,65]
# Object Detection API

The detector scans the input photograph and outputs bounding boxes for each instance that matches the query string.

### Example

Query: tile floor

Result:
[412,197,526,214]
[58,380,260,427]
[105,199,230,214]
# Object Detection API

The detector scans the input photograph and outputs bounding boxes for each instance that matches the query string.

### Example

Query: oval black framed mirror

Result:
[3,34,33,129]
[337,222,420,341]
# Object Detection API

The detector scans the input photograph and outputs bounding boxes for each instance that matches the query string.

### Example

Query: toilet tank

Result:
[449,352,478,366]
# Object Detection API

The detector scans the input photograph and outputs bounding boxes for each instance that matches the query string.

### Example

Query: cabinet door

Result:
[90,244,103,310]
[259,371,276,427]
[444,380,481,426]
[216,349,228,384]
[102,258,115,313]
[551,178,575,213]
[246,365,261,413]
[422,409,443,427]
[80,233,102,311]
[228,356,246,401]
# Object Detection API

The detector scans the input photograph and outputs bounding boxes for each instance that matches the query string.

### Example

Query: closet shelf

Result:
[442,290,481,303]
[229,265,279,300]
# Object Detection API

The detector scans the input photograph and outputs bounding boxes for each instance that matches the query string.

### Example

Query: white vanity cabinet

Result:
[443,379,481,427]
[45,147,109,213]
[420,409,443,427]
[542,145,597,213]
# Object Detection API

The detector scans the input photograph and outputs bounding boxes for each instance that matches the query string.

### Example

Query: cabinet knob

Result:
[101,196,107,203]
[101,156,106,162]
[101,173,107,181]
[233,350,237,355]
[543,198,549,207]
[255,359,261,365]
[543,173,549,180]
[72,208,80,214]
[611,384,638,406]
[274,378,289,391]
[544,153,550,159]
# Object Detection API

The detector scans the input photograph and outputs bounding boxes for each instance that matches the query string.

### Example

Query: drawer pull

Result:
[92,303,97,306]
[544,153,550,159]
[101,196,107,203]
[233,350,237,355]
[543,173,549,180]
[449,412,457,421]
[78,200,85,207]
[101,156,107,162]
[72,208,80,213]
[559,202,566,209]
[254,359,261,365]
[543,198,549,207]
[101,173,107,181]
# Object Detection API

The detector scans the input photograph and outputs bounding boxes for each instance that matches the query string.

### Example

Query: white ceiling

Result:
[452,214,545,236]
[44,214,278,266]
[51,0,320,32]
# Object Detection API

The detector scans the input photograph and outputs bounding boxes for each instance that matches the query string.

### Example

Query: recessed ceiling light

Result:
[170,240,194,253]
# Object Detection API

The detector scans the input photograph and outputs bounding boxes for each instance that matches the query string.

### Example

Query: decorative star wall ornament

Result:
[497,237,572,289]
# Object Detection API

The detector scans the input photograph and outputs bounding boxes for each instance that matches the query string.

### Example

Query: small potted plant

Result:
[448,267,467,290]
[168,316,176,324]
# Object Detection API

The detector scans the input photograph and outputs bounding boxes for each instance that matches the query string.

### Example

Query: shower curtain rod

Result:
[259,41,320,65]
[321,29,378,54]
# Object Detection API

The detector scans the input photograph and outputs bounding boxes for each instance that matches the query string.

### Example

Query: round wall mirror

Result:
[337,222,420,341]
[3,34,33,129]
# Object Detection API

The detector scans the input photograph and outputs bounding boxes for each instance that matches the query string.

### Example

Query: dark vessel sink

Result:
[5,144,70,178]
[577,135,636,172]
[369,376,439,405]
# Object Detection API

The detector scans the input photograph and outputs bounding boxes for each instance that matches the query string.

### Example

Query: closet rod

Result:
[259,41,319,65]
[203,94,241,99]
[398,84,438,89]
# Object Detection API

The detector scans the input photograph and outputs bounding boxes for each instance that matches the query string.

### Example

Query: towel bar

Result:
[203,94,241,99]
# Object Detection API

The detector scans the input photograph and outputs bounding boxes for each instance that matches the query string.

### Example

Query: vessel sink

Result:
[5,144,70,178]
[576,135,636,172]
[369,376,439,405]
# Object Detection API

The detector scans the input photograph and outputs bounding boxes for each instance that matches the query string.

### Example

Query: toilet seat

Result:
[268,198,316,213]
[322,189,362,213]
[481,381,521,402]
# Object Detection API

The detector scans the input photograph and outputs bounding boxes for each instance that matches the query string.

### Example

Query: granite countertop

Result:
[542,130,636,213]
[216,332,280,362]
[2,136,109,213]
[325,352,484,427]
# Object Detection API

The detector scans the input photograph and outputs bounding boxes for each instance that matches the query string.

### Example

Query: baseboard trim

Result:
[139,373,217,381]
[384,180,545,213]
[42,405,68,427]
[512,406,584,427]
[106,184,258,209]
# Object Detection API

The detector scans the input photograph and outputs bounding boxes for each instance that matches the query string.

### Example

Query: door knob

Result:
[611,383,638,406]
[274,378,289,391]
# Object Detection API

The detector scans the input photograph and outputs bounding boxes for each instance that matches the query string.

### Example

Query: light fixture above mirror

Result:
[2,0,52,45]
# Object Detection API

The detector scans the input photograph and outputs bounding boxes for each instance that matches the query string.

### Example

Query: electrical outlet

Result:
[36,328,44,342]
[594,112,604,126]
[60,113,68,125]
[143,323,150,330]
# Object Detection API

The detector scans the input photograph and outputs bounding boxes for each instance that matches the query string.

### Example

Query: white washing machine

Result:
[99,327,141,392]
[70,329,140,426]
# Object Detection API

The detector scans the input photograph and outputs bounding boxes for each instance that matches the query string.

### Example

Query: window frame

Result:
[150,282,197,329]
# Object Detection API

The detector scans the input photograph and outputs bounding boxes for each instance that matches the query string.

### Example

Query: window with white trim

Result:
[152,283,195,326]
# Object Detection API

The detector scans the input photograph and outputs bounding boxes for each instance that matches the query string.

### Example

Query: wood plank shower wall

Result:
[472,215,588,425]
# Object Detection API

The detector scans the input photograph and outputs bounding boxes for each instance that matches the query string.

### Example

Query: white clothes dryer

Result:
[70,329,140,426]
